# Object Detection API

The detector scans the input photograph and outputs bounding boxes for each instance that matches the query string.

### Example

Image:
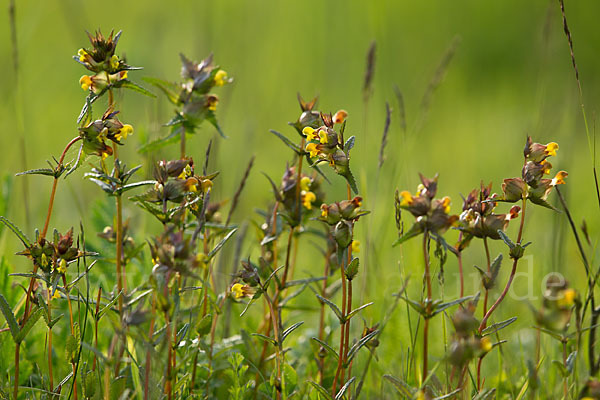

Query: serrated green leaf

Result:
[383,374,414,397]
[208,228,237,259]
[316,294,343,322]
[334,377,355,400]
[481,316,517,337]
[251,332,277,346]
[281,321,303,343]
[284,276,326,288]
[430,295,472,317]
[344,136,355,153]
[307,381,333,400]
[143,77,181,105]
[0,216,31,247]
[116,180,156,195]
[15,168,56,177]
[15,307,43,344]
[346,302,374,321]
[207,112,227,138]
[115,79,156,98]
[392,222,424,247]
[270,129,302,154]
[0,293,19,342]
[346,329,378,364]
[311,337,339,361]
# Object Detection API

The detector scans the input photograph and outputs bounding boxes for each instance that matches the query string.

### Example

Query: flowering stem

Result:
[15,136,84,391]
[457,232,464,298]
[180,126,186,159]
[482,237,491,322]
[345,275,353,382]
[93,287,102,372]
[144,293,156,400]
[479,198,526,332]
[19,135,82,352]
[317,242,332,385]
[41,136,82,239]
[422,228,431,382]
[280,226,295,289]
[13,343,19,399]
[47,289,54,390]
[113,143,125,316]
[563,340,568,398]
[332,252,348,395]
[63,275,78,400]
[262,289,282,399]
[476,198,527,391]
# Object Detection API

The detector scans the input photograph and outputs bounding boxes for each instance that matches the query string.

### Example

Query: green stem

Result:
[423,229,431,382]
[479,198,526,332]
[14,343,19,399]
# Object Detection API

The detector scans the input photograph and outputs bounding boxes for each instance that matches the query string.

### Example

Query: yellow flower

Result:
[321,204,328,217]
[207,95,219,111]
[302,191,316,210]
[351,240,360,253]
[551,170,568,186]
[333,109,348,124]
[541,160,552,175]
[41,253,49,268]
[201,179,213,192]
[557,288,576,308]
[545,142,559,157]
[57,259,67,274]
[80,75,93,91]
[480,337,492,352]
[78,48,88,62]
[196,253,208,269]
[51,289,61,300]
[318,130,329,144]
[300,176,311,192]
[231,283,245,299]
[306,143,319,158]
[110,55,120,70]
[441,196,451,213]
[399,191,413,206]
[114,124,134,142]
[178,164,193,180]
[101,151,110,161]
[214,69,228,86]
[302,126,318,141]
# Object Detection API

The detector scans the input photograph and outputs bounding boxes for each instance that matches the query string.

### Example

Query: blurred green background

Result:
[2,0,600,395]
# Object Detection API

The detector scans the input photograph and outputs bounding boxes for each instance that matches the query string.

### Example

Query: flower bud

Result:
[334,221,353,249]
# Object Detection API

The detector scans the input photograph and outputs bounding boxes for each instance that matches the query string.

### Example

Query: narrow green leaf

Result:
[0,216,31,247]
[481,316,517,337]
[383,374,414,397]
[346,329,378,364]
[116,79,156,98]
[311,337,339,361]
[208,228,238,259]
[316,294,343,322]
[0,293,19,341]
[334,377,355,400]
[142,77,181,105]
[346,302,374,321]
[307,381,333,400]
[269,129,301,154]
[16,168,55,177]
[15,307,43,344]
[281,321,304,343]
[251,333,277,346]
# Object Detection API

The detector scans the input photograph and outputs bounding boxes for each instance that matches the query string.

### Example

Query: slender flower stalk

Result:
[479,198,527,332]
[422,228,431,382]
